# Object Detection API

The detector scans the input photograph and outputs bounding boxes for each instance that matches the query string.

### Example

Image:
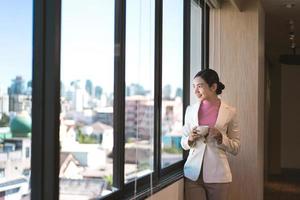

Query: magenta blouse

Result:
[198,99,221,128]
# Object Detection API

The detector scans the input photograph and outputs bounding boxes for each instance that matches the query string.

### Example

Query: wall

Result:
[145,179,183,200]
[264,59,271,178]
[268,63,282,174]
[281,65,300,169]
[209,0,265,199]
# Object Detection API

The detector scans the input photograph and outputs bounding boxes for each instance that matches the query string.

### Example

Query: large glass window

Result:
[0,1,32,200]
[190,0,203,104]
[59,0,115,199]
[125,0,155,183]
[161,0,183,168]
[28,0,209,199]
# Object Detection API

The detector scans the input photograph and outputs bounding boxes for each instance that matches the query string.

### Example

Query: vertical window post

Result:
[113,0,126,191]
[32,0,62,199]
[154,0,163,180]
[183,0,191,160]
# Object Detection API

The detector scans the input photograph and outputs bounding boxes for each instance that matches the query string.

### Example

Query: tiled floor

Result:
[264,174,300,200]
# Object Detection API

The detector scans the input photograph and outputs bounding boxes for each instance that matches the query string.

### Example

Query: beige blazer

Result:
[181,99,240,183]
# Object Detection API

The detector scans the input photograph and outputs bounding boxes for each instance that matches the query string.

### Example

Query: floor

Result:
[264,173,300,200]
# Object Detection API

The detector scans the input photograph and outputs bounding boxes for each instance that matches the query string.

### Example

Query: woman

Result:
[181,69,240,200]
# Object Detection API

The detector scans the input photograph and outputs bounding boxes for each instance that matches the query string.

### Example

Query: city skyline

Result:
[0,75,183,100]
[0,0,183,94]
[0,1,184,199]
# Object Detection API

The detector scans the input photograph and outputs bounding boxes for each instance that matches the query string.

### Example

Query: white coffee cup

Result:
[195,125,209,137]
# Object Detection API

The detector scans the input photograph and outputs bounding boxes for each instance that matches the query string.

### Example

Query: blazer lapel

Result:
[214,100,229,130]
[192,100,201,126]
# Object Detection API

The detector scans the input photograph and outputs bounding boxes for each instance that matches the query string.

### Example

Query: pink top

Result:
[198,99,221,128]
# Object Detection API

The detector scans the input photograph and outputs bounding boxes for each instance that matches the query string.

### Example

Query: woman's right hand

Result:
[188,126,202,145]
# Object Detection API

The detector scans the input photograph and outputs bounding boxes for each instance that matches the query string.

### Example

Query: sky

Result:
[0,0,33,92]
[0,0,183,96]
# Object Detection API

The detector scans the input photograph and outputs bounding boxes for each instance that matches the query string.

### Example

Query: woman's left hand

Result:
[208,127,223,144]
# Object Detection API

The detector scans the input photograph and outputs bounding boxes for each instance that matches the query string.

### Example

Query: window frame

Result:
[31,0,209,199]
[32,0,62,199]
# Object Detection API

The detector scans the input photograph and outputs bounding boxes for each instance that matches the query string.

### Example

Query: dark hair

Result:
[194,69,225,95]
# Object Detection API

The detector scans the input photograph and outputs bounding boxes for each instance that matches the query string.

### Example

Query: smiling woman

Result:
[182,69,240,200]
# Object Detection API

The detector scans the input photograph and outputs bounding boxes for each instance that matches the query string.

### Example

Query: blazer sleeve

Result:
[217,109,241,156]
[181,105,192,150]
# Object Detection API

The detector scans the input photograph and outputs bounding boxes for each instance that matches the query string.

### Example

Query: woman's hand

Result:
[188,126,202,146]
[208,127,223,144]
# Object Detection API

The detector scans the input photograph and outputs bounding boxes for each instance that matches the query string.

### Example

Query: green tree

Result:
[76,127,97,144]
[0,114,10,127]
[103,175,113,189]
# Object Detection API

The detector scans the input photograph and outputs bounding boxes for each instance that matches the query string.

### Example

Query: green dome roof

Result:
[10,114,31,137]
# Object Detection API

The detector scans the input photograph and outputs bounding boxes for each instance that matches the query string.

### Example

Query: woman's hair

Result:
[194,69,225,95]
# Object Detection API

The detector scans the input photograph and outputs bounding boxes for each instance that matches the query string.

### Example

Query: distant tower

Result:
[85,80,93,96]
[95,86,103,100]
[8,76,25,95]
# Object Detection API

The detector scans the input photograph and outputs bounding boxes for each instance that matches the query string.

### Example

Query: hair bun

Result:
[216,82,225,95]
[218,82,225,90]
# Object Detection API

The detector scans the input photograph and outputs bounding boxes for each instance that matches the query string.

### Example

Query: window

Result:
[190,0,208,103]
[31,0,209,199]
[59,0,115,199]
[125,0,155,182]
[161,0,184,168]
[0,1,32,199]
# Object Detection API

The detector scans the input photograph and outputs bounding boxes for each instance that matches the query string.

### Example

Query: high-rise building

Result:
[0,94,9,114]
[125,96,154,140]
[8,76,26,95]
[95,86,103,100]
[9,95,32,114]
[85,80,93,97]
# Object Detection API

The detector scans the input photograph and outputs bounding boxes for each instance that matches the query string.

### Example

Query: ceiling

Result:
[261,0,300,57]
[261,0,300,14]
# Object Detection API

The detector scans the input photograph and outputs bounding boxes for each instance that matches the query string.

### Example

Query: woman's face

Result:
[192,76,217,101]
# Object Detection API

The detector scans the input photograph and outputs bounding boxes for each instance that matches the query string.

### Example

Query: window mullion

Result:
[113,0,126,191]
[43,0,62,199]
[154,0,163,181]
[32,0,62,199]
[183,0,191,160]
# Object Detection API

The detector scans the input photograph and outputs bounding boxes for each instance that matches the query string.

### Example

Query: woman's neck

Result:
[202,96,220,104]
